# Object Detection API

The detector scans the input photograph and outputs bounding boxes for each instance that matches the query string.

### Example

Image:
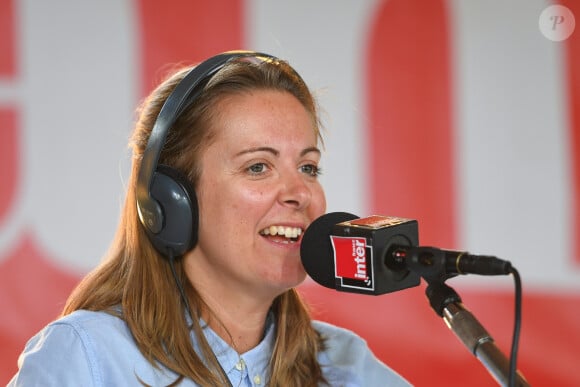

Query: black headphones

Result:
[135,50,278,258]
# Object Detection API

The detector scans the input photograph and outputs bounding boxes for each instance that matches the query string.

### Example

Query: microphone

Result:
[300,212,420,295]
[300,213,527,386]
[300,212,512,295]
[389,246,512,279]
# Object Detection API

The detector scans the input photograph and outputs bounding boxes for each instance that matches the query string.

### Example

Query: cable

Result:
[508,267,522,387]
[167,250,235,387]
[168,250,193,320]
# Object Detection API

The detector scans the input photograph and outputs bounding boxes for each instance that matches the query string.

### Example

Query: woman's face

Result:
[188,89,326,300]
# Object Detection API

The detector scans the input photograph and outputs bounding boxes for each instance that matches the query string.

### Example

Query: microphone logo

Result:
[330,236,375,292]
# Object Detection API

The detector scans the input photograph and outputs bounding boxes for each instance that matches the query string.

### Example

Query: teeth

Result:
[260,226,303,239]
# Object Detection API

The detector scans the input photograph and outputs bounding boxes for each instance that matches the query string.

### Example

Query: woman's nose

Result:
[279,171,311,209]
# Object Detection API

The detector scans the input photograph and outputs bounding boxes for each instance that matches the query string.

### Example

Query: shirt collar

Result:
[191,312,276,383]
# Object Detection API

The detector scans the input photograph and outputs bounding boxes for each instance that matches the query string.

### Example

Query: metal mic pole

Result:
[425,281,529,387]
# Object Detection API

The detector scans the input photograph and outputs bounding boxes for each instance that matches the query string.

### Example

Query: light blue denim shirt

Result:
[9,310,411,386]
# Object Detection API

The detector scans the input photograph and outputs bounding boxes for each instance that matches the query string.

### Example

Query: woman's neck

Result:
[199,290,272,354]
[183,252,282,353]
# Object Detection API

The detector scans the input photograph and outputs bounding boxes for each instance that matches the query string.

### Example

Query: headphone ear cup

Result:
[145,164,199,257]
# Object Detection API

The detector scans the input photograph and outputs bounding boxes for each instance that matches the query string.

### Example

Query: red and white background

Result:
[1,1,578,385]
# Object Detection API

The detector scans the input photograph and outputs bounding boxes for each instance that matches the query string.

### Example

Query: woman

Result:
[9,51,410,386]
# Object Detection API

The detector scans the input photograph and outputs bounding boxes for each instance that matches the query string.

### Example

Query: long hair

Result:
[63,56,327,386]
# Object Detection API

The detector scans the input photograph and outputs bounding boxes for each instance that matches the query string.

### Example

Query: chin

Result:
[265,268,307,293]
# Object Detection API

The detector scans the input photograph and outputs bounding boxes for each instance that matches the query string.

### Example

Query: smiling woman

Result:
[8,51,411,387]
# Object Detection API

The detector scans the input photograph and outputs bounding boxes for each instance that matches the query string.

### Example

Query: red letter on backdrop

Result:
[366,0,456,248]
[0,0,18,227]
[561,0,580,266]
[136,0,244,97]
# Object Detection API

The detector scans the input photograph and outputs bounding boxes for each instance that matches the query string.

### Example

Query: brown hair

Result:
[63,56,327,386]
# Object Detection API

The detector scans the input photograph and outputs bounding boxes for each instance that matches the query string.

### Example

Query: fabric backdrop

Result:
[1,1,578,385]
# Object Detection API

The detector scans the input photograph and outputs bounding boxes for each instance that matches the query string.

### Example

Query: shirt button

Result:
[235,359,246,371]
[253,374,262,385]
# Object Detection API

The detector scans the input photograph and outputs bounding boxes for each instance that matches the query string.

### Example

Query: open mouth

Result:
[259,225,303,243]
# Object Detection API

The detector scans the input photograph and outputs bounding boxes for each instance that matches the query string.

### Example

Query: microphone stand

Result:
[424,281,529,387]
[398,246,529,386]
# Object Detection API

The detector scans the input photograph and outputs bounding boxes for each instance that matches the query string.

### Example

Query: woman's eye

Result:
[248,163,268,174]
[301,164,322,177]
